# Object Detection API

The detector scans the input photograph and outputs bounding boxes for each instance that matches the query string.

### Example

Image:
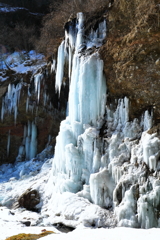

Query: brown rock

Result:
[18,188,40,211]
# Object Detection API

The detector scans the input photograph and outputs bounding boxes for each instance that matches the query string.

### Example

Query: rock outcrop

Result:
[100,0,160,124]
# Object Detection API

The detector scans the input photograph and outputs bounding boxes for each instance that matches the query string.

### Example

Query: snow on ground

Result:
[0,147,54,231]
[0,147,52,206]
[6,50,46,73]
[0,150,160,240]
[1,227,160,240]
[0,50,46,82]
[0,152,116,230]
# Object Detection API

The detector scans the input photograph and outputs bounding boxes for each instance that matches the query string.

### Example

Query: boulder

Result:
[18,188,40,211]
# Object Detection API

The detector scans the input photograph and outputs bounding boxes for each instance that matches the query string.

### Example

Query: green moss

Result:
[5,231,54,240]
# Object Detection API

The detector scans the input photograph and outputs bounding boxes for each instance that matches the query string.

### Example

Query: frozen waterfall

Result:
[46,12,160,229]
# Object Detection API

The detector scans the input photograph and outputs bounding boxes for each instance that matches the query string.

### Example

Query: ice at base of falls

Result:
[90,168,115,208]
[44,191,116,228]
[115,185,139,228]
[50,88,160,227]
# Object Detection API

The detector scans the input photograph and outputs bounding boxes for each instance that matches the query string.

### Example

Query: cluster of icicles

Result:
[48,12,160,229]
[0,71,52,160]
[1,73,52,123]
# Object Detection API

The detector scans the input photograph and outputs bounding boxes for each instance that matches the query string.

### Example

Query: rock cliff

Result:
[101,0,160,124]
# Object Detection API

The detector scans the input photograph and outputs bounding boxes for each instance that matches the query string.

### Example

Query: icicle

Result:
[30,122,37,159]
[55,41,65,95]
[43,90,48,106]
[46,134,52,147]
[75,12,84,52]
[27,84,31,97]
[141,110,153,131]
[7,84,12,99]
[68,46,73,80]
[7,130,10,157]
[18,121,38,160]
[34,73,42,103]
[1,99,4,122]
[14,105,17,124]
[1,82,22,123]
[27,121,31,137]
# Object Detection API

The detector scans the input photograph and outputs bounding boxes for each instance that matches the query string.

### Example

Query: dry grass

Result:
[5,231,54,240]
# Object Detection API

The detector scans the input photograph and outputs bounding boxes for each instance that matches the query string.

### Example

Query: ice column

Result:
[34,73,43,103]
[141,110,153,131]
[50,13,107,194]
[55,41,65,94]
[7,130,11,157]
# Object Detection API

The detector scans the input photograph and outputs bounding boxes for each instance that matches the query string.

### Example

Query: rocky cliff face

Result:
[101,0,160,124]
